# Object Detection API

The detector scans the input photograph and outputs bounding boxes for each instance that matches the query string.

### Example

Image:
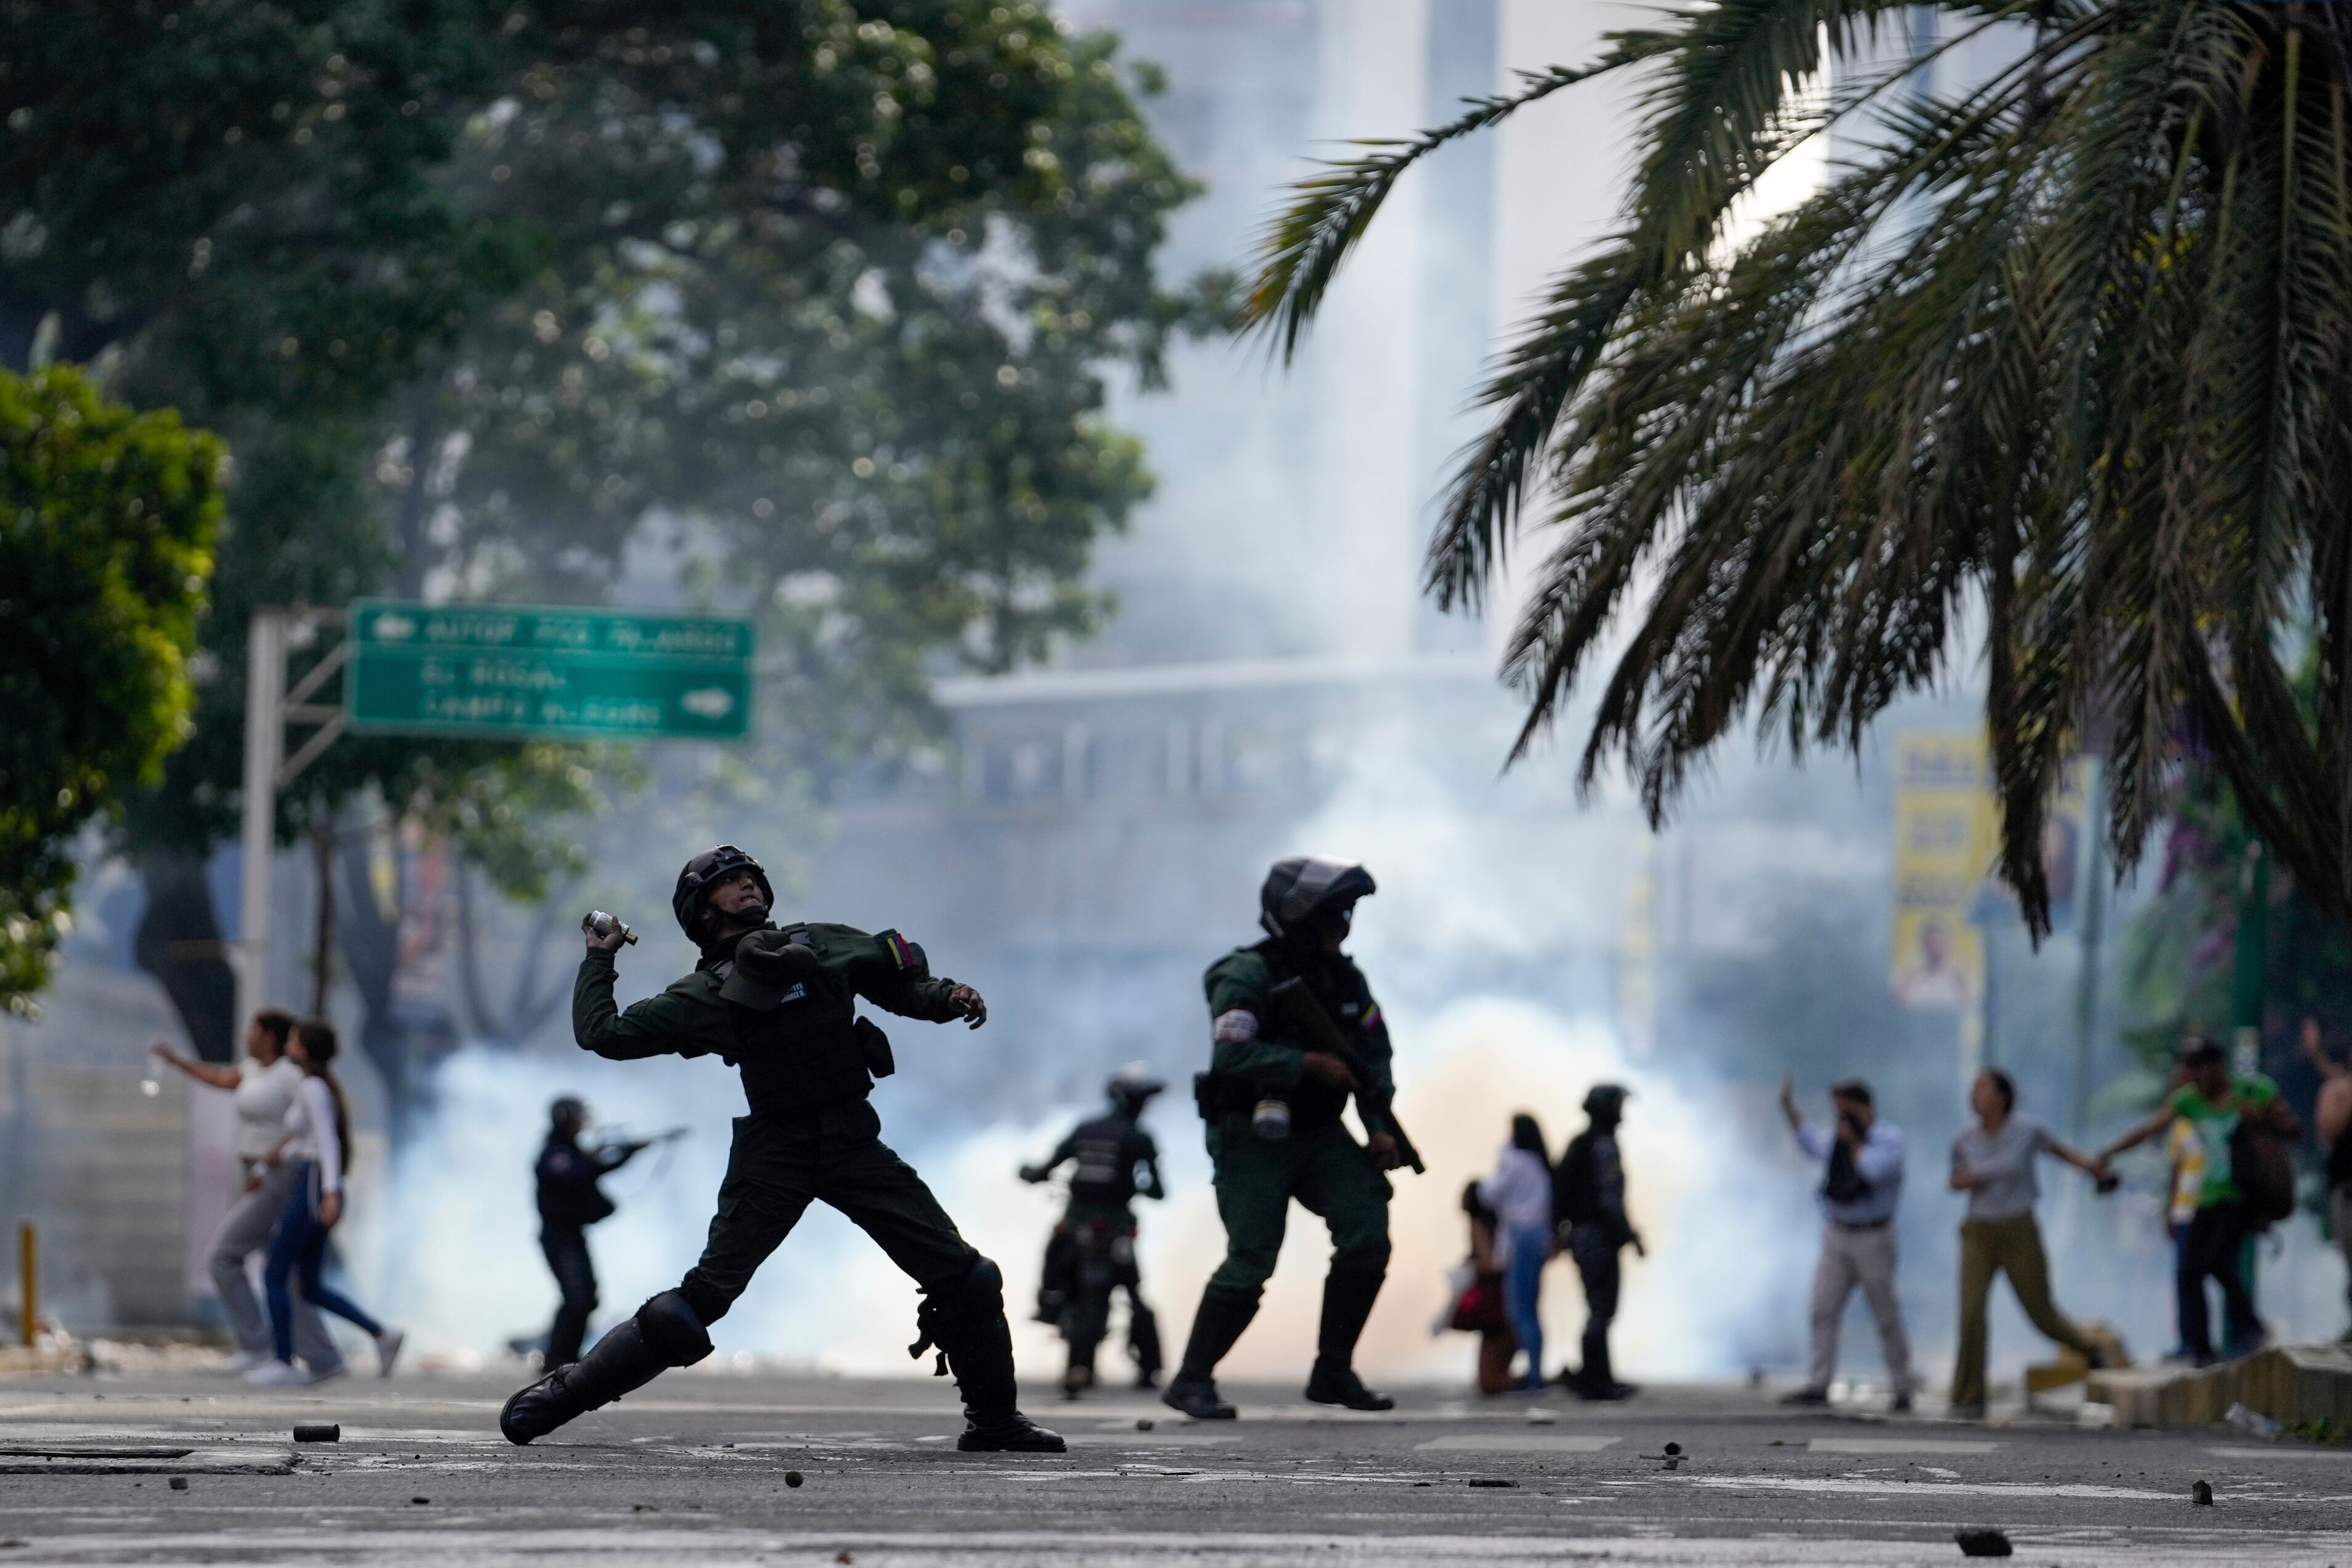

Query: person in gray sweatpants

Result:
[153,1011,342,1377]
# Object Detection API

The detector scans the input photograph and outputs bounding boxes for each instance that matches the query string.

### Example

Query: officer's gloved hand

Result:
[581,911,631,955]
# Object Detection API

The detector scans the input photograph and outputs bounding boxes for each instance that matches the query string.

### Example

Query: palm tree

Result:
[1246,0,2352,935]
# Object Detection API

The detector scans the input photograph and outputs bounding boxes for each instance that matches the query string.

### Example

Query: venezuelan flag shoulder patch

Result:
[1359,1003,1382,1032]
[881,930,918,969]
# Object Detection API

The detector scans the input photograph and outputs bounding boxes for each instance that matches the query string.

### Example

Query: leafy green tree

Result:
[382,16,1197,776]
[0,366,222,1016]
[1245,0,2352,936]
[2,3,1205,1093]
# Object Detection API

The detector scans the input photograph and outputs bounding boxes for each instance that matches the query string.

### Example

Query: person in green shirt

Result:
[2096,1036,2300,1365]
[498,844,1064,1453]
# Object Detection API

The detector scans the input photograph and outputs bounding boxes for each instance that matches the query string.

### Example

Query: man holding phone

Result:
[1779,1076,1913,1412]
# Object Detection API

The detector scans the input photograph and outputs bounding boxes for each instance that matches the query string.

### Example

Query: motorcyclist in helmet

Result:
[1020,1062,1168,1397]
[1163,857,1410,1421]
[496,845,1063,1454]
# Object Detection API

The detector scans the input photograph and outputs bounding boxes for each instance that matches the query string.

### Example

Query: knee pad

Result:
[635,1290,714,1368]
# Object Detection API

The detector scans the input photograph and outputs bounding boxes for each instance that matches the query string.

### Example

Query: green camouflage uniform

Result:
[1197,939,1395,1312]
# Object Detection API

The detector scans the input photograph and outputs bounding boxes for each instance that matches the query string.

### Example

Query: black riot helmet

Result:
[671,844,774,941]
[1583,1083,1631,1127]
[1107,1061,1166,1117]
[1258,856,1376,946]
[550,1096,588,1136]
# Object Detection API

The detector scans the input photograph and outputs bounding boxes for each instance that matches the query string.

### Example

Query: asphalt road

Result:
[1,1370,2348,1566]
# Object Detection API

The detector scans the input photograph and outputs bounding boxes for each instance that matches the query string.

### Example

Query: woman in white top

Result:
[1474,1113,1554,1391]
[151,1009,341,1376]
[245,1018,404,1386]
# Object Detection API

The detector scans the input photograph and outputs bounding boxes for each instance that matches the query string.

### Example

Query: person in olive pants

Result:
[1948,1067,2114,1415]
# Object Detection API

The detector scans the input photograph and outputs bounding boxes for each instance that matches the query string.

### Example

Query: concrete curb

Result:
[2088,1343,2352,1430]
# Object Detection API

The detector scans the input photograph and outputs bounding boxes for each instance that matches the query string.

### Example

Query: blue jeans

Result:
[266,1163,382,1363]
[1503,1224,1549,1386]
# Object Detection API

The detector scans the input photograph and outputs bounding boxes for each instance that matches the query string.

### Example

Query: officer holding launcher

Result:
[1163,857,1416,1421]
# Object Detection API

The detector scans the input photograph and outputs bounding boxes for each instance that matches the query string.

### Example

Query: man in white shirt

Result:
[1778,1075,1912,1411]
[151,1010,343,1378]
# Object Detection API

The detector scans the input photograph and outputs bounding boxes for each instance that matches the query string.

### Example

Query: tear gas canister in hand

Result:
[586,910,639,945]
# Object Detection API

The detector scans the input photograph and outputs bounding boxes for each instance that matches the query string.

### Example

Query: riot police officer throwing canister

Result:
[1020,1062,1168,1399]
[498,846,1064,1453]
[535,1097,658,1370]
[1163,857,1416,1420]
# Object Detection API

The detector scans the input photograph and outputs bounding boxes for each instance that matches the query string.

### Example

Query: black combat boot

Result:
[1568,1322,1636,1401]
[501,1290,711,1445]
[1128,1301,1163,1390]
[1162,1288,1256,1420]
[919,1260,1066,1453]
[499,1319,666,1444]
[1303,1267,1392,1411]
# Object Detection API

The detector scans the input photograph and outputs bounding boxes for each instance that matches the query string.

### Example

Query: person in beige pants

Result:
[1947,1067,2115,1416]
[1780,1075,1912,1411]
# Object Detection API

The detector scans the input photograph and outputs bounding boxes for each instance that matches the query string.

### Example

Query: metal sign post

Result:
[230,608,352,1041]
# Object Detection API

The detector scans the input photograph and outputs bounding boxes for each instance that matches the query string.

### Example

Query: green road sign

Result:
[347,599,755,741]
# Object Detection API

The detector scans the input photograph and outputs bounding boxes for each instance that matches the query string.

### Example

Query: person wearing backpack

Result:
[2300,1020,2352,1338]
[2096,1036,2300,1365]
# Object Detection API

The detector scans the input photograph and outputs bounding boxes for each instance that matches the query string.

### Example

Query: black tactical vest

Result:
[1248,938,1354,1128]
[714,929,884,1117]
[1067,1113,1142,1206]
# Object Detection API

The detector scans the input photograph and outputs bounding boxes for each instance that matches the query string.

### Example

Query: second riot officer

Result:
[1163,857,1409,1420]
[1020,1062,1168,1397]
[498,845,1064,1453]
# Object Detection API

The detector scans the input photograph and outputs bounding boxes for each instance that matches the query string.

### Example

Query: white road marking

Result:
[2203,1445,2352,1462]
[0,1444,294,1475]
[1694,1476,2176,1501]
[10,1526,2352,1567]
[1412,1435,1620,1453]
[1808,1438,1998,1455]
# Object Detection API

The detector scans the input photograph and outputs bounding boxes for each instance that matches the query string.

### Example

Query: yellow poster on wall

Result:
[1891,733,1998,1016]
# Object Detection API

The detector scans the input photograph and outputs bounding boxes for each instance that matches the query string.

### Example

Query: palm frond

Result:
[1267,0,2352,933]
[1239,60,1628,364]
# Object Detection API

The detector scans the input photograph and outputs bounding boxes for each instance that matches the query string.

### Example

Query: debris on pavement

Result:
[786,1471,804,1487]
[2192,1479,2214,1505]
[1953,1527,2012,1556]
[2223,1404,2279,1439]
[291,1425,340,1444]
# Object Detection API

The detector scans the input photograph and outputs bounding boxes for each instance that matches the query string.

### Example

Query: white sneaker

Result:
[243,1359,310,1387]
[373,1327,406,1378]
[220,1348,271,1375]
